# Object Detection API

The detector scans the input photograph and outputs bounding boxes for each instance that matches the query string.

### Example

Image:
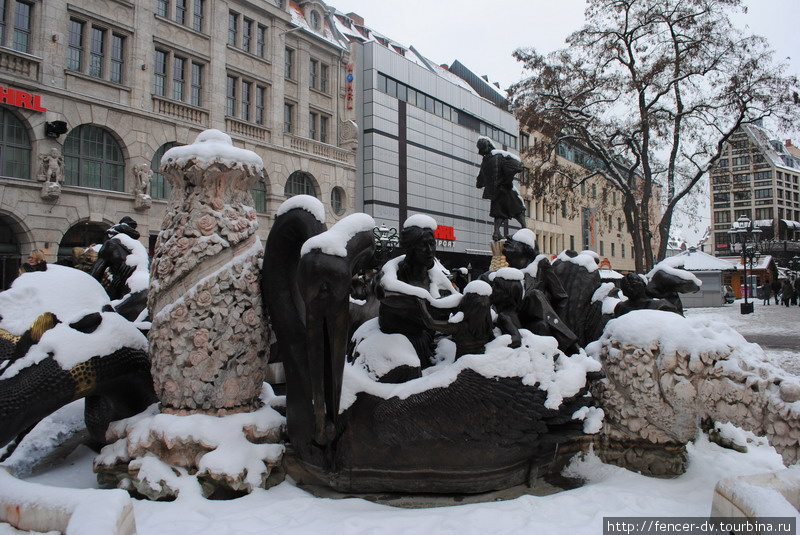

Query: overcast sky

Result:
[330,0,799,244]
[331,0,798,98]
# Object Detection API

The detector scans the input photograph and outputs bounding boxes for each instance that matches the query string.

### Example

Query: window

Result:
[591,184,597,198]
[156,0,168,17]
[284,48,294,78]
[331,186,345,215]
[252,178,267,212]
[68,18,127,85]
[172,55,185,100]
[154,49,167,96]
[190,62,202,106]
[308,111,317,139]
[226,75,236,116]
[284,171,317,197]
[241,81,251,120]
[256,24,266,57]
[754,188,772,199]
[0,1,32,53]
[156,0,204,32]
[193,0,204,31]
[255,85,266,125]
[309,59,318,89]
[618,217,623,231]
[755,207,773,220]
[63,125,124,191]
[611,243,615,257]
[154,49,203,106]
[68,20,83,71]
[320,115,328,143]
[242,18,252,52]
[309,10,320,29]
[714,211,731,224]
[621,244,625,258]
[0,107,31,179]
[570,235,575,250]
[89,27,104,77]
[320,64,328,92]
[228,11,238,46]
[284,102,293,133]
[175,0,186,24]
[150,142,182,199]
[599,241,604,256]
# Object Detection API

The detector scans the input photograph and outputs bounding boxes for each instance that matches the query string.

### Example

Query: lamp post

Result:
[372,224,399,267]
[728,215,761,314]
[789,255,800,283]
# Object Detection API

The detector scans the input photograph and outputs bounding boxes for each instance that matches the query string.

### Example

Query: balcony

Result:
[226,118,270,143]
[152,96,208,125]
[287,135,353,166]
[0,47,39,80]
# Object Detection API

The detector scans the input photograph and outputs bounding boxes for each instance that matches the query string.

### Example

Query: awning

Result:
[780,219,800,230]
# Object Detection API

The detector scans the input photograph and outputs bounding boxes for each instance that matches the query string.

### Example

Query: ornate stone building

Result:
[0,0,356,288]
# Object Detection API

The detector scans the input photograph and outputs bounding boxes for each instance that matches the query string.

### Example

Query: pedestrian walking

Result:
[771,280,782,303]
[794,278,800,307]
[781,279,794,307]
[761,281,772,305]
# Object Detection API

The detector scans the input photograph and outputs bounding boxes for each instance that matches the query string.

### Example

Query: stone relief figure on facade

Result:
[475,137,526,242]
[37,148,64,183]
[132,163,153,210]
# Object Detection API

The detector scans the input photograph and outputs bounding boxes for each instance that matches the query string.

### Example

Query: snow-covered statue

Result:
[0,265,156,454]
[90,217,149,323]
[132,163,153,211]
[502,229,579,353]
[376,214,461,370]
[613,273,678,318]
[645,257,702,315]
[476,137,526,242]
[264,203,602,494]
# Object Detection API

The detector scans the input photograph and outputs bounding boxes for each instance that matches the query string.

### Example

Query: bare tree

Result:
[511,0,799,271]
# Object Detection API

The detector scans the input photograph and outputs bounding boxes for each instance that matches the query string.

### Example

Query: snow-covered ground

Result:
[1,300,798,535]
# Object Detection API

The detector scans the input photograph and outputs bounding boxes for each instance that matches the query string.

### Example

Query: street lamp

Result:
[372,224,399,266]
[728,215,761,314]
[789,255,800,279]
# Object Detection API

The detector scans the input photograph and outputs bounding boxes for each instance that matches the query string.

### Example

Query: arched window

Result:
[331,186,345,215]
[150,142,182,199]
[252,176,267,212]
[63,125,124,191]
[58,220,109,262]
[284,171,317,198]
[0,108,31,179]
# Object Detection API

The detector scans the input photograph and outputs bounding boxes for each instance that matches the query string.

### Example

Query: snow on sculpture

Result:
[587,309,800,475]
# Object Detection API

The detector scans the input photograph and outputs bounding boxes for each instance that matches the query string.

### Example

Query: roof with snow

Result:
[717,255,776,271]
[741,124,800,173]
[667,250,738,272]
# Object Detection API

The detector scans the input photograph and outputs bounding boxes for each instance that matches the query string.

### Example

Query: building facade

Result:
[0,0,357,288]
[709,123,800,265]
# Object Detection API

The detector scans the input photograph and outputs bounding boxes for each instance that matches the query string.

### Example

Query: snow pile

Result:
[349,319,420,380]
[161,129,263,174]
[403,213,437,230]
[301,213,375,257]
[0,265,109,335]
[95,385,285,499]
[342,328,601,413]
[276,194,326,223]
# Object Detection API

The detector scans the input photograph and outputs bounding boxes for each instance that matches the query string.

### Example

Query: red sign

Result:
[599,257,612,270]
[0,86,46,112]
[434,225,455,241]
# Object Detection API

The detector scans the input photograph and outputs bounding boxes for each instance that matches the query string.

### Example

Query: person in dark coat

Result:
[19,249,47,275]
[794,277,800,306]
[781,279,794,307]
[771,279,782,303]
[761,281,772,305]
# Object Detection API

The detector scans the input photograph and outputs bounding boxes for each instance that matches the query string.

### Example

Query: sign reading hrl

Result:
[0,86,47,112]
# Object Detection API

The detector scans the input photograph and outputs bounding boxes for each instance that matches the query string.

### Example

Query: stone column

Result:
[148,129,267,414]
